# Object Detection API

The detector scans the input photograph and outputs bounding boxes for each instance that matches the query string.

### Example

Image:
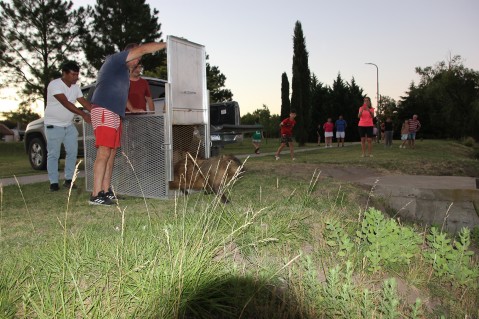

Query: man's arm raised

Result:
[127,42,166,62]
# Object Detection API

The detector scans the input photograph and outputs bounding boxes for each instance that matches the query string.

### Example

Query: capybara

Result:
[169,153,244,203]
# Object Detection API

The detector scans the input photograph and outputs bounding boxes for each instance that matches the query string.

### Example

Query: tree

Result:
[207,61,233,103]
[311,74,364,143]
[345,77,364,141]
[310,74,328,141]
[325,73,349,119]
[79,0,164,74]
[290,21,311,146]
[241,105,280,139]
[2,105,41,128]
[379,96,397,118]
[0,0,86,108]
[398,55,479,139]
[280,72,291,120]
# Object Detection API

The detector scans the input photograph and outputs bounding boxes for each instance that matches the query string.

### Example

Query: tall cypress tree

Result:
[280,72,291,120]
[0,0,86,108]
[79,0,164,74]
[290,21,311,146]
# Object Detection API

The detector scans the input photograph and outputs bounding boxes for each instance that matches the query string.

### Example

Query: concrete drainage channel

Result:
[359,175,479,233]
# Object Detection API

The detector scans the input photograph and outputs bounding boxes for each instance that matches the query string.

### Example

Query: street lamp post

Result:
[365,62,380,142]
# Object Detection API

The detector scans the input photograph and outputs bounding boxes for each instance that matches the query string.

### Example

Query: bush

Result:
[463,136,476,147]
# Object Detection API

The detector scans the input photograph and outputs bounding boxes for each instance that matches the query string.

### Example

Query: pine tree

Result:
[310,74,328,140]
[290,21,311,146]
[0,0,86,108]
[78,0,164,74]
[206,62,233,103]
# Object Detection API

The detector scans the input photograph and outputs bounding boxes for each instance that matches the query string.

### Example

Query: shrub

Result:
[463,136,476,147]
[423,227,479,288]
[357,208,422,273]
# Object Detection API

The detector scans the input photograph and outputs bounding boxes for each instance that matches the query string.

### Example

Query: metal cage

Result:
[84,36,208,199]
[84,114,168,199]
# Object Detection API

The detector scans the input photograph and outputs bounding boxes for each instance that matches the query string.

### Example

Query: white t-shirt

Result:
[44,78,83,127]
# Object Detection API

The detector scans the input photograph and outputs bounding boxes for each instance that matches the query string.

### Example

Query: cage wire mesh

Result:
[84,114,167,199]
[171,124,207,166]
[84,117,207,199]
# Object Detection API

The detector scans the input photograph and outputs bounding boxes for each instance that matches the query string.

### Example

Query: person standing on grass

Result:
[357,97,375,157]
[335,115,347,147]
[89,42,167,206]
[384,117,393,147]
[252,118,263,154]
[274,110,297,161]
[323,118,334,148]
[44,60,92,192]
[380,121,386,143]
[400,119,409,148]
[408,114,421,149]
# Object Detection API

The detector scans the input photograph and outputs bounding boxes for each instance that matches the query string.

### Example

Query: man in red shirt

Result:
[274,110,297,160]
[126,64,154,113]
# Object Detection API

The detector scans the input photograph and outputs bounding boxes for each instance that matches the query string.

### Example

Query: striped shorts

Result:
[91,106,122,148]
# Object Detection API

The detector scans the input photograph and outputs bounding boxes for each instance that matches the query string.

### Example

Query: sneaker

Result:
[292,158,296,161]
[50,183,59,192]
[63,180,77,189]
[275,156,280,160]
[368,154,374,157]
[105,187,118,202]
[89,191,114,206]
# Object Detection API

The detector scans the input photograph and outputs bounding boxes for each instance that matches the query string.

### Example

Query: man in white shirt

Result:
[44,60,92,191]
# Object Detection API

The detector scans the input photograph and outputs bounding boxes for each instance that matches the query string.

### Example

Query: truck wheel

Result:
[28,137,47,170]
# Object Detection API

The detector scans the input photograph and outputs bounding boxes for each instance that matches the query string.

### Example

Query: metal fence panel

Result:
[84,114,168,199]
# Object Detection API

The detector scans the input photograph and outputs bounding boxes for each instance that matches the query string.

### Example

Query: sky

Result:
[1,0,478,117]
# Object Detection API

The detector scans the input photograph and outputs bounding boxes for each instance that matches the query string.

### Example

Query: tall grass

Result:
[1,141,479,318]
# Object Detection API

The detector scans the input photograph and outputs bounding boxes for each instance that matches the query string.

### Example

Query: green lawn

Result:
[1,139,478,318]
[223,138,479,176]
[0,142,82,178]
[3,139,477,179]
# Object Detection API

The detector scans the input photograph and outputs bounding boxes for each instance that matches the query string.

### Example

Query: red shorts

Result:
[91,106,122,148]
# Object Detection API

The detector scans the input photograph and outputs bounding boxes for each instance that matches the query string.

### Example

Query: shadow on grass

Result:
[174,275,313,319]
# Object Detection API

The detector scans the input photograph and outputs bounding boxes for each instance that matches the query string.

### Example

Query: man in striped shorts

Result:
[89,42,166,205]
[407,114,421,149]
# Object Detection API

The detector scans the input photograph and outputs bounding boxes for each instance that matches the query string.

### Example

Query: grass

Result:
[0,142,84,179]
[224,138,479,176]
[1,139,478,318]
[0,142,37,178]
